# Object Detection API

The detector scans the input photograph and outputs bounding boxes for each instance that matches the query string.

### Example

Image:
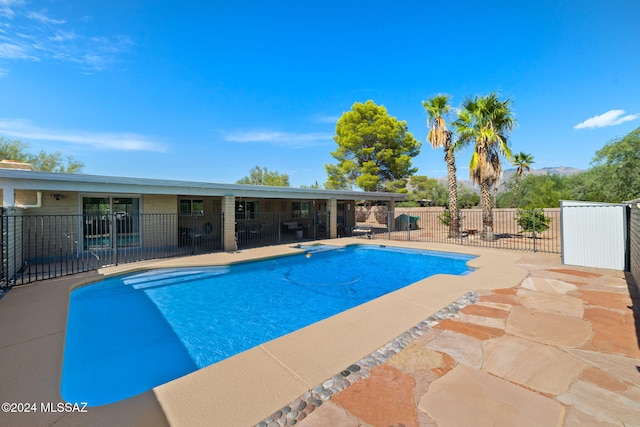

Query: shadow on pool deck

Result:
[1,241,639,426]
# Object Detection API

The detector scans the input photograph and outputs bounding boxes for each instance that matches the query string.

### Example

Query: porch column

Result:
[387,199,396,231]
[328,198,337,239]
[222,196,236,251]
[2,185,15,208]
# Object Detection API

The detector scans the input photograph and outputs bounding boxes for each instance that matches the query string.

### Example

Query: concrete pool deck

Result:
[0,240,638,426]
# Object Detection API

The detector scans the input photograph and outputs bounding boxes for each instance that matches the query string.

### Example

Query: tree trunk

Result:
[445,143,460,238]
[510,175,521,208]
[480,180,495,240]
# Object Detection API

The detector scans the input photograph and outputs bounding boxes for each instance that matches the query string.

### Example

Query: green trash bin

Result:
[395,214,420,231]
[409,215,419,230]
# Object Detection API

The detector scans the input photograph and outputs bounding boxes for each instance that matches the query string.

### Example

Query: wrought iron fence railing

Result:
[1,212,224,286]
[235,211,330,249]
[352,208,561,254]
[0,211,331,287]
[1,208,563,287]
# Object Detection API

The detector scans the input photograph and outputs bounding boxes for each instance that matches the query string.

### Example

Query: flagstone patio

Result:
[295,257,640,427]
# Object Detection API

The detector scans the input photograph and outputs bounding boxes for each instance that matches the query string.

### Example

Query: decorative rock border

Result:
[255,291,479,427]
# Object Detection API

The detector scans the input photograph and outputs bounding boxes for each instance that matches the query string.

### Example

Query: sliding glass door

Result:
[83,197,140,250]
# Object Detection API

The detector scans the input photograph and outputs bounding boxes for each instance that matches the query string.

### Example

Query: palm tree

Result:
[454,93,516,240]
[510,152,534,207]
[423,94,460,237]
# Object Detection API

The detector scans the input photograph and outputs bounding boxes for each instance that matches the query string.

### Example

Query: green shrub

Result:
[438,210,463,227]
[516,208,551,237]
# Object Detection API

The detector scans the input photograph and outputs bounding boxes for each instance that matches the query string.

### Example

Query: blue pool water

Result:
[61,245,475,406]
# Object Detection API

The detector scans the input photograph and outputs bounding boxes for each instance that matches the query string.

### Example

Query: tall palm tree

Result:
[454,92,516,240]
[423,94,460,237]
[510,152,534,207]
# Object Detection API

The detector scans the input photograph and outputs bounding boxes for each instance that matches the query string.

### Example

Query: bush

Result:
[438,210,463,227]
[516,208,551,237]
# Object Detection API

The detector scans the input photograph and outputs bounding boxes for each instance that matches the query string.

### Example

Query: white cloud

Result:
[0,119,167,153]
[0,3,131,72]
[49,30,76,42]
[224,130,333,148]
[26,10,65,25]
[574,110,639,129]
[0,41,29,59]
[0,0,24,18]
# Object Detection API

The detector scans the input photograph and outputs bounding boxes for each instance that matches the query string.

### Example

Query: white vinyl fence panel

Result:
[561,200,627,270]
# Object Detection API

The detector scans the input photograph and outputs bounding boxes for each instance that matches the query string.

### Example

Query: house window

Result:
[84,197,110,216]
[180,199,204,215]
[292,201,310,218]
[236,200,258,220]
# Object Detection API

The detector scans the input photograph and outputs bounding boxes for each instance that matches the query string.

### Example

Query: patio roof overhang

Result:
[0,169,407,203]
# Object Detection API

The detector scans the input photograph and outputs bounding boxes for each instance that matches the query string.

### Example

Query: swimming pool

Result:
[61,244,475,406]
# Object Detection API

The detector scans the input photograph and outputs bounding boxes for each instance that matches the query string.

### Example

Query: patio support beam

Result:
[2,185,15,207]
[388,199,396,231]
[328,198,337,239]
[222,195,236,251]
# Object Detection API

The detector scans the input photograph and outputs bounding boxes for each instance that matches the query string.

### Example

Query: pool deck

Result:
[1,240,639,426]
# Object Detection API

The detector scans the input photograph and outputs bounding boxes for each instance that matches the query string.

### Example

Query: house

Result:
[0,163,406,284]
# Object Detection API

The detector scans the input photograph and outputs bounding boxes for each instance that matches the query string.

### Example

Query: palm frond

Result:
[424,95,453,150]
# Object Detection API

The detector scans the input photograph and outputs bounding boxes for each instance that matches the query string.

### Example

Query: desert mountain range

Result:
[441,166,584,193]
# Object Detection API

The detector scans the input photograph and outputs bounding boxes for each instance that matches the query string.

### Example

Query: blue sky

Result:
[0,0,638,188]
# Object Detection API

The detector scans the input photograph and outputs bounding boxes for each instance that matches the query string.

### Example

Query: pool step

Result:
[123,268,229,290]
[299,245,341,254]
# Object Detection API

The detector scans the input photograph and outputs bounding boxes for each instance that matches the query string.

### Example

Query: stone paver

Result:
[330,364,418,427]
[576,289,634,310]
[435,318,505,340]
[290,257,640,427]
[582,307,640,358]
[296,401,365,427]
[506,305,592,347]
[424,329,483,369]
[482,335,588,395]
[418,364,564,427]
[516,288,585,317]
[520,276,577,294]
[557,380,640,425]
[547,268,603,278]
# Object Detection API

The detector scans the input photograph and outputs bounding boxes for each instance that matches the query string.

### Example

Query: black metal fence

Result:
[0,210,332,287]
[235,211,330,249]
[355,208,562,254]
[1,207,561,287]
[0,212,223,286]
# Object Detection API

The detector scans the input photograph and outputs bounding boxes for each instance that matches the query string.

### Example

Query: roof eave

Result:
[0,169,407,201]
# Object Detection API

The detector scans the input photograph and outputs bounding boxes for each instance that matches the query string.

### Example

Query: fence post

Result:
[533,209,537,252]
[111,213,118,266]
[221,211,225,251]
[191,213,196,255]
[0,208,5,287]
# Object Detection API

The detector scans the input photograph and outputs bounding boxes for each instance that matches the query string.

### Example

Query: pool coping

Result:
[0,240,529,427]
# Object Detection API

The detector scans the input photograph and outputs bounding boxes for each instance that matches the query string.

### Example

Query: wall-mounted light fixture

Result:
[50,194,65,201]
